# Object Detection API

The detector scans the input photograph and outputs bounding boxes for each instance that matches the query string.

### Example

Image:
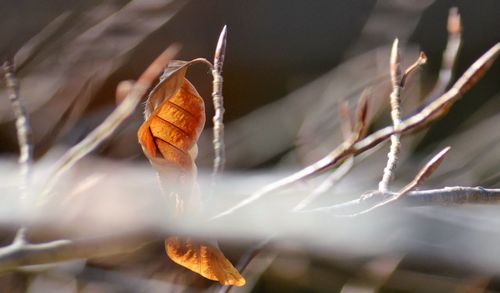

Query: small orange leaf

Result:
[166,237,246,287]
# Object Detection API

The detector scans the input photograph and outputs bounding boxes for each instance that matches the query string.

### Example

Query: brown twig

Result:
[424,7,462,104]
[353,89,370,141]
[397,146,450,196]
[339,101,353,140]
[39,45,179,203]
[212,43,499,220]
[211,25,228,182]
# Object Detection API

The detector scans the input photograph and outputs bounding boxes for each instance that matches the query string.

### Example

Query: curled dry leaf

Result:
[166,237,246,287]
[138,60,206,174]
[137,59,245,286]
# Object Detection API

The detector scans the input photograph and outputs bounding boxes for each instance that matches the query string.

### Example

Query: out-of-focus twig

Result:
[211,25,228,183]
[39,45,180,204]
[339,101,353,141]
[2,62,33,203]
[217,237,271,293]
[0,233,152,273]
[424,7,462,104]
[352,89,370,141]
[3,61,34,243]
[212,43,499,220]
[293,157,354,212]
[14,12,72,72]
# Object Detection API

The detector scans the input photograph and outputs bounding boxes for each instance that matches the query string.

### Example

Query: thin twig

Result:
[3,62,34,243]
[212,43,499,220]
[424,7,462,104]
[352,89,370,141]
[2,62,33,203]
[293,157,354,211]
[211,25,228,182]
[217,237,271,293]
[339,101,353,141]
[39,45,179,204]
[379,39,403,192]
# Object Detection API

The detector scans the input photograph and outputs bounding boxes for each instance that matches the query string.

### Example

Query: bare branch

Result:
[212,43,500,220]
[39,45,180,203]
[212,25,228,182]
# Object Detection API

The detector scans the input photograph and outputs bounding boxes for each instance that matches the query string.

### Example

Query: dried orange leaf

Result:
[138,60,206,172]
[137,59,244,285]
[166,237,246,286]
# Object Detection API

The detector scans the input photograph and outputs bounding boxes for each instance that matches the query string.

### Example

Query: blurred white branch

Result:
[305,186,500,214]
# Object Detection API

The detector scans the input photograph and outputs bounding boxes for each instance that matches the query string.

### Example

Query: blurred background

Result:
[0,0,499,292]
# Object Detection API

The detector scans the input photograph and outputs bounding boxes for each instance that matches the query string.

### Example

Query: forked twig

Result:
[212,43,499,220]
[39,45,180,203]
[379,40,427,192]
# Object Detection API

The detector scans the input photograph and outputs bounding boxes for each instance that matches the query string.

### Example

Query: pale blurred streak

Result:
[0,145,499,275]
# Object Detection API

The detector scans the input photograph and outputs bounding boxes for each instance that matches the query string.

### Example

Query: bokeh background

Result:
[0,0,499,292]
